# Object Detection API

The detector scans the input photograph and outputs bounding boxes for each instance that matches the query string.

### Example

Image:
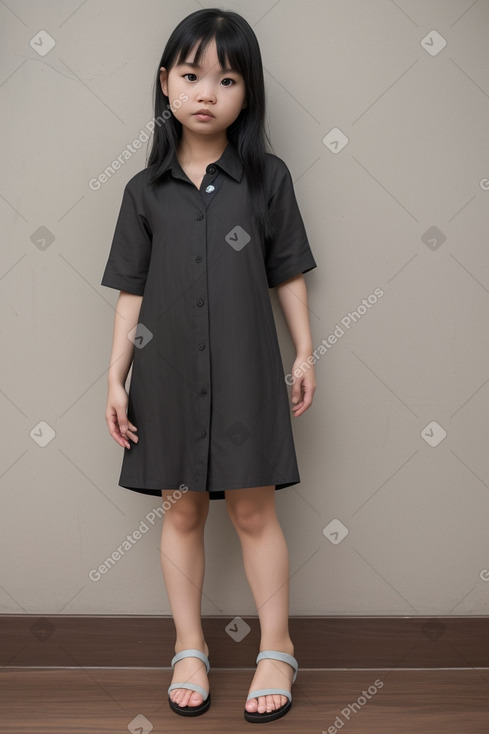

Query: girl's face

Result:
[160,37,247,138]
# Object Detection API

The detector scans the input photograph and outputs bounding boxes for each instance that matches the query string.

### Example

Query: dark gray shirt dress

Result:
[101,141,317,500]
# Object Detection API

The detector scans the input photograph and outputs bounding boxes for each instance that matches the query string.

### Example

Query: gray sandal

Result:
[168,648,211,716]
[244,650,298,723]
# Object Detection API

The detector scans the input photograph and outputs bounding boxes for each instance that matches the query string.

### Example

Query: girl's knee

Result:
[226,492,276,534]
[231,508,267,534]
[162,490,208,531]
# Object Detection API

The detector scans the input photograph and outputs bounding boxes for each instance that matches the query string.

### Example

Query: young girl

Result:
[101,8,317,724]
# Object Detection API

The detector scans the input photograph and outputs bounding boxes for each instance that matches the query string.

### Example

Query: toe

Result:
[267,694,280,712]
[273,694,285,710]
[245,697,258,712]
[245,692,287,714]
[171,688,184,705]
[171,687,203,708]
[179,689,191,707]
[188,691,204,707]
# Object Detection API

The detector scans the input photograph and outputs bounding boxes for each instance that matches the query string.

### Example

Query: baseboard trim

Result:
[1,615,488,668]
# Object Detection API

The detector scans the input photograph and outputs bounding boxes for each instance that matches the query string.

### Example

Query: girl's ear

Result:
[159,67,168,97]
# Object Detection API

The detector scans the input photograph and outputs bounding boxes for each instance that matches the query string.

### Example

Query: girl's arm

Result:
[275,274,316,418]
[105,291,143,449]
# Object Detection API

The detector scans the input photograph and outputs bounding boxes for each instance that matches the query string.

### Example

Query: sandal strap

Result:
[246,687,292,703]
[170,648,210,674]
[255,650,298,683]
[168,681,209,700]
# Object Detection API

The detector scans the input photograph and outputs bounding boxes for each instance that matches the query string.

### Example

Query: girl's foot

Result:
[168,641,210,709]
[245,642,295,715]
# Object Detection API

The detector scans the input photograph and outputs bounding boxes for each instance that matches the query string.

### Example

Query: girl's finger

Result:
[291,381,305,405]
[108,426,130,448]
[124,428,139,443]
[291,380,315,415]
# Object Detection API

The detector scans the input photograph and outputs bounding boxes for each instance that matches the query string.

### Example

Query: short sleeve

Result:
[264,158,317,289]
[101,172,152,296]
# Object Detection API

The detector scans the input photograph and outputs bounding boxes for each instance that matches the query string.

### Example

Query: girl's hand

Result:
[105,382,138,449]
[290,356,316,417]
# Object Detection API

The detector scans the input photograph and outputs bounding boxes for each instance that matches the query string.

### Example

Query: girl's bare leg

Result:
[225,486,295,715]
[160,488,210,709]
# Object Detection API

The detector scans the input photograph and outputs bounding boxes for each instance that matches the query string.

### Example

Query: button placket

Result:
[191,200,211,492]
[188,167,222,491]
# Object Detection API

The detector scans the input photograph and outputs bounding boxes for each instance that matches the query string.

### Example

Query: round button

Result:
[195,256,202,263]
[207,164,216,174]
[201,430,207,438]
[197,299,204,307]
[198,342,205,350]
[200,387,208,395]
[197,213,204,221]
[205,185,215,193]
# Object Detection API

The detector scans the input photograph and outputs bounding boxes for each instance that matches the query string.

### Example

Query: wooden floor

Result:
[2,667,489,733]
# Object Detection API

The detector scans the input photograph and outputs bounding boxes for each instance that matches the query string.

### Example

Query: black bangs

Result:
[175,25,244,77]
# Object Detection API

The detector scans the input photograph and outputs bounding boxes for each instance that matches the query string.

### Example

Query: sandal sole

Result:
[244,698,291,723]
[168,691,211,717]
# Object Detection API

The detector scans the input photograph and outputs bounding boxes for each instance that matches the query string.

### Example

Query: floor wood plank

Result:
[1,668,488,733]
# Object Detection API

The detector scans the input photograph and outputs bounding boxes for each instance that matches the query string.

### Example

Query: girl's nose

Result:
[197,82,217,104]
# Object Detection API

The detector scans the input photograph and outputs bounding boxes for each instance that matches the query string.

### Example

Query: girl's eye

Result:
[182,73,236,86]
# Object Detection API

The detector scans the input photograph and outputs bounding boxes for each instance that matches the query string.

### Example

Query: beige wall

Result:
[1,0,488,617]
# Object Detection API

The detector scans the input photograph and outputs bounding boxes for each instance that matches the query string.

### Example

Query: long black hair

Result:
[147,8,276,242]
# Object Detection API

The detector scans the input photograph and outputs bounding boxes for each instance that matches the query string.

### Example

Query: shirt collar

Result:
[164,140,243,183]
